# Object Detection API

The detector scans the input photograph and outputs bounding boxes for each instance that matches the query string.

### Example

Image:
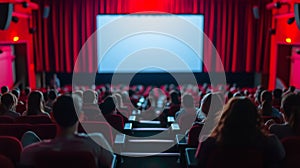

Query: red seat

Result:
[32,124,57,140]
[103,114,125,134]
[0,124,32,140]
[78,121,114,145]
[188,123,203,147]
[281,136,300,168]
[0,154,14,168]
[0,136,22,163]
[15,115,52,124]
[168,104,181,117]
[35,151,97,168]
[206,148,263,168]
[0,116,15,124]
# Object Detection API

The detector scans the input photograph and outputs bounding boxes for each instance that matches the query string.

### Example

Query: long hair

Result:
[260,90,273,116]
[27,91,44,115]
[0,93,15,114]
[282,94,300,134]
[211,97,265,146]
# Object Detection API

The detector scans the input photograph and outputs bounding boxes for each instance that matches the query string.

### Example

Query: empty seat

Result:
[281,136,300,168]
[0,136,22,164]
[15,115,52,124]
[34,151,97,168]
[0,116,15,124]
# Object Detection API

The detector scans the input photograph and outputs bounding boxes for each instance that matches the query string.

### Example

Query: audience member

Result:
[0,93,20,119]
[259,90,283,122]
[45,89,57,109]
[165,90,181,117]
[22,91,50,117]
[82,90,101,120]
[11,88,26,113]
[1,86,9,94]
[20,94,114,168]
[272,88,283,110]
[49,73,60,89]
[196,97,285,168]
[270,93,300,139]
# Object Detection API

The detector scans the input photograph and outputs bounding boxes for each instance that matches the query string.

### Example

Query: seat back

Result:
[0,124,32,139]
[281,136,300,168]
[0,154,14,168]
[0,116,15,124]
[0,136,22,163]
[188,123,203,147]
[206,148,264,168]
[15,115,52,124]
[104,114,125,133]
[32,124,57,140]
[168,104,181,117]
[78,121,114,145]
[35,150,97,168]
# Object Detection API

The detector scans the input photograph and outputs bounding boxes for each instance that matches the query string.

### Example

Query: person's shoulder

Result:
[22,140,51,153]
[270,123,290,131]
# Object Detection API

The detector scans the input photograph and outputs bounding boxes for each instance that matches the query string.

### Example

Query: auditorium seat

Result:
[34,151,98,168]
[0,136,22,164]
[185,147,264,168]
[0,154,14,168]
[78,121,114,145]
[281,136,300,168]
[206,148,264,168]
[15,115,53,124]
[0,116,15,124]
[187,123,203,147]
[0,124,31,140]
[32,124,57,140]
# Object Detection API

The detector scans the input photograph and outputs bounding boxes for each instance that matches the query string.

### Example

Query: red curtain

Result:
[33,0,272,73]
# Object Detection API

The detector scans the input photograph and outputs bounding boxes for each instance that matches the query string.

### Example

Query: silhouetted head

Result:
[47,89,57,101]
[0,93,16,112]
[27,91,44,115]
[212,97,264,145]
[83,90,97,104]
[53,94,82,128]
[1,86,9,94]
[101,96,116,115]
[182,94,194,109]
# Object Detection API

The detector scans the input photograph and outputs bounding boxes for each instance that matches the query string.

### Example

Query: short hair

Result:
[261,90,272,103]
[273,89,283,99]
[25,87,31,96]
[289,86,296,92]
[0,93,15,109]
[47,89,57,100]
[83,90,97,104]
[1,86,9,94]
[53,94,82,128]
[170,90,180,105]
[182,94,194,108]
[282,93,300,119]
[11,89,20,98]
[101,96,116,115]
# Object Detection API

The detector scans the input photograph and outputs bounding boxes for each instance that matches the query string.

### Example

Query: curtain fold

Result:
[33,0,272,73]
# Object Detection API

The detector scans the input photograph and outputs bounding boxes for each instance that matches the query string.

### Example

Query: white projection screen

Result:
[96,14,204,73]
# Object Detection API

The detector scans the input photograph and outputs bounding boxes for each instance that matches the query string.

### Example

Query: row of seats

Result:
[184,136,300,168]
[0,115,53,124]
[0,136,117,168]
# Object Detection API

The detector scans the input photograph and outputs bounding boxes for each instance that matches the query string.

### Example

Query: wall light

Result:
[285,37,292,43]
[13,36,19,42]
